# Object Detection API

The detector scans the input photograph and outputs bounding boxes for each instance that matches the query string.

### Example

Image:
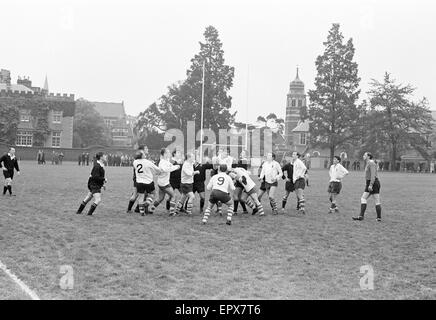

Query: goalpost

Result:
[199,61,249,163]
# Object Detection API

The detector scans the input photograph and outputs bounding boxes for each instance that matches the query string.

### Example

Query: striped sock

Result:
[227,206,233,221]
[202,206,212,223]
[299,198,305,210]
[139,203,146,215]
[200,198,205,211]
[166,200,170,210]
[270,198,278,211]
[257,203,265,215]
[186,198,193,215]
[245,198,256,209]
[169,201,176,215]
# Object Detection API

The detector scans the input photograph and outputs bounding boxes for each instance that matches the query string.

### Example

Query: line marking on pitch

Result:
[0,259,40,300]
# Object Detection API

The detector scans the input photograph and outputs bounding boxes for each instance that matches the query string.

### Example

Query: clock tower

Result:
[285,68,306,149]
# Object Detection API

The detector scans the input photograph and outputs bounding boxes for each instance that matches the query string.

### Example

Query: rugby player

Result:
[76,152,107,216]
[0,147,20,196]
[292,152,307,214]
[327,155,349,213]
[353,152,382,222]
[202,164,235,225]
[258,152,282,215]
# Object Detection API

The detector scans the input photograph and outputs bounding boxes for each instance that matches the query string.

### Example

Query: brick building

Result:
[0,69,75,148]
[92,101,134,147]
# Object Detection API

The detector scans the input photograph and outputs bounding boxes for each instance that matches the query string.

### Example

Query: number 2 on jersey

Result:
[136,164,143,174]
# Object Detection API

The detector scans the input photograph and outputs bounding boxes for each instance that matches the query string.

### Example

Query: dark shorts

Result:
[328,181,342,194]
[265,181,278,190]
[294,178,306,190]
[260,180,266,191]
[158,184,172,192]
[133,181,137,188]
[209,189,231,204]
[3,170,14,180]
[234,180,244,189]
[365,179,381,194]
[136,182,155,194]
[170,180,180,190]
[193,182,205,194]
[180,183,193,194]
[88,182,102,194]
[285,180,295,192]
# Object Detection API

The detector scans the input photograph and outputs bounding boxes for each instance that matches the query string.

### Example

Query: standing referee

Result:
[0,147,20,196]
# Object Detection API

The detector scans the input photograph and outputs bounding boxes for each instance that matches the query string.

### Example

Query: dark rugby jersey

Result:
[0,153,20,172]
[282,162,294,180]
[193,162,213,184]
[88,161,105,188]
[233,158,248,170]
[169,159,183,185]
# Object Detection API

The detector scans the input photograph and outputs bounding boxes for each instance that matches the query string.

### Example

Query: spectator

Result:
[86,153,90,166]
[59,152,64,165]
[81,153,86,166]
[78,154,82,166]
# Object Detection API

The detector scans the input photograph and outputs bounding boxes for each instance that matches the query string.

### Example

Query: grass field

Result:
[0,161,435,300]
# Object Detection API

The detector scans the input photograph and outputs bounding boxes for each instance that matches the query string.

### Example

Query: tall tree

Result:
[0,104,19,145]
[136,25,235,148]
[307,23,361,162]
[73,99,110,147]
[364,73,433,170]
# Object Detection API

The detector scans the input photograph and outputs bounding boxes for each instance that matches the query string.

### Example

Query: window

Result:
[298,99,303,107]
[291,99,296,107]
[52,132,61,147]
[16,131,33,147]
[112,128,128,138]
[53,111,62,124]
[299,133,306,145]
[105,119,111,127]
[19,111,30,122]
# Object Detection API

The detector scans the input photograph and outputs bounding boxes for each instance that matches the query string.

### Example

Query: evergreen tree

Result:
[307,24,361,163]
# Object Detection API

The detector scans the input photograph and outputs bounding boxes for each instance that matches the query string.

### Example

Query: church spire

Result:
[43,75,49,92]
[296,66,300,80]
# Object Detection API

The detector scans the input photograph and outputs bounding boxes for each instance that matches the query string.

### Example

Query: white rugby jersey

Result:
[292,158,307,183]
[181,161,195,184]
[259,160,282,184]
[207,172,235,193]
[157,158,180,187]
[133,159,160,184]
[233,167,256,192]
[329,163,349,182]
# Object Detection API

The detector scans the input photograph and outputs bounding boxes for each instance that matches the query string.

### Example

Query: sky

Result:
[1,0,435,124]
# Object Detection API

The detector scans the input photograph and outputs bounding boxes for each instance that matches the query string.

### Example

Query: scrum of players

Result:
[74,145,350,225]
